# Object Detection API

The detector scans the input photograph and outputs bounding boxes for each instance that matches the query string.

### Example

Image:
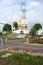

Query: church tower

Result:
[12,1,30,34]
[22,5,26,18]
[18,2,28,29]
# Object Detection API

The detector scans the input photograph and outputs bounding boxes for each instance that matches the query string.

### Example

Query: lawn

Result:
[0,51,43,65]
[32,40,43,44]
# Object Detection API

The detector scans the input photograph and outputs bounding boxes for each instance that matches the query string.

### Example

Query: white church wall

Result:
[38,29,43,35]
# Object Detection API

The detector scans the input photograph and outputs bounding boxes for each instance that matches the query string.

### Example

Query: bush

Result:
[0,32,2,36]
[0,52,43,65]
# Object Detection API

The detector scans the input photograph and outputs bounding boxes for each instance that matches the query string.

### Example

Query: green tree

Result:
[33,23,42,34]
[13,22,18,30]
[3,24,12,34]
[29,23,42,39]
[29,29,36,36]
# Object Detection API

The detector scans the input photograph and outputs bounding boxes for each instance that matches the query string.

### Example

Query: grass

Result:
[0,51,43,65]
[0,33,22,41]
[32,40,43,44]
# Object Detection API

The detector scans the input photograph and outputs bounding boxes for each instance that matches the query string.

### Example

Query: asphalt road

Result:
[0,39,43,54]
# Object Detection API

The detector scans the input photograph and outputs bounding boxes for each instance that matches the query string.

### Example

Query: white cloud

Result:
[0,0,13,6]
[26,1,39,10]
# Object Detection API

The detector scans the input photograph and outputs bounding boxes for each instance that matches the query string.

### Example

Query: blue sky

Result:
[0,0,43,31]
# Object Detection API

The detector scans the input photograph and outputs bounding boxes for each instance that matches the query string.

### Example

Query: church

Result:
[12,2,43,35]
[12,4,30,34]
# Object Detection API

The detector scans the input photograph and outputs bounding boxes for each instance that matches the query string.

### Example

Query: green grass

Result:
[32,40,43,44]
[0,51,43,65]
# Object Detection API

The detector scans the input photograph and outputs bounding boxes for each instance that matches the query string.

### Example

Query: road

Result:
[0,39,43,55]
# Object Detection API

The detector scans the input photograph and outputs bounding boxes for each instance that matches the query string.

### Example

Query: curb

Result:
[24,42,43,46]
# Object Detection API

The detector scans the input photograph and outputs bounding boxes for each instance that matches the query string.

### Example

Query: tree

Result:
[13,22,18,30]
[3,24,12,34]
[29,23,42,39]
[29,29,36,36]
[33,23,42,34]
[29,28,36,39]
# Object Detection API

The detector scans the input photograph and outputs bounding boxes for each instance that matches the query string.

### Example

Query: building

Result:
[12,3,30,34]
[38,29,43,36]
[17,6,29,30]
[12,2,43,35]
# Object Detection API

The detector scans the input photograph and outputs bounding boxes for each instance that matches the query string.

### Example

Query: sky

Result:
[0,0,43,31]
